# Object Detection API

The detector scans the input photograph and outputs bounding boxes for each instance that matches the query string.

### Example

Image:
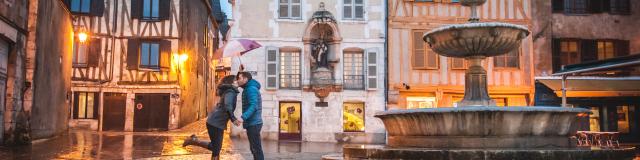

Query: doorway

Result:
[134,93,170,131]
[279,102,301,141]
[103,93,126,131]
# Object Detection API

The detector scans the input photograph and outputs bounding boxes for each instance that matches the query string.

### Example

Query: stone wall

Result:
[1,0,28,145]
[532,0,640,76]
[28,0,73,140]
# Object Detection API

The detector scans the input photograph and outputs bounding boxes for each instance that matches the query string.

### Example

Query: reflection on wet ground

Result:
[0,131,343,160]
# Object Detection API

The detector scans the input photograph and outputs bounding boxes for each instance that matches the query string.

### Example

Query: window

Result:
[143,0,160,20]
[407,97,437,109]
[70,0,92,13]
[494,48,520,68]
[413,31,439,70]
[344,50,365,90]
[73,41,89,67]
[451,58,467,70]
[343,103,365,132]
[597,40,615,60]
[553,0,631,15]
[589,107,601,131]
[280,49,301,89]
[127,39,170,71]
[279,0,301,19]
[617,106,630,133]
[139,42,160,70]
[610,0,631,15]
[560,40,581,66]
[343,0,364,20]
[74,92,98,119]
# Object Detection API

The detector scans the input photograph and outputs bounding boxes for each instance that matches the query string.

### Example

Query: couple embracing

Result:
[183,72,264,160]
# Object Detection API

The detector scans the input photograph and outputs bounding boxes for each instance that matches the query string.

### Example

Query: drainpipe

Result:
[561,74,567,107]
[383,0,389,144]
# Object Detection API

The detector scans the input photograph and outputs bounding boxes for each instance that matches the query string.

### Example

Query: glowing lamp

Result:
[77,32,88,43]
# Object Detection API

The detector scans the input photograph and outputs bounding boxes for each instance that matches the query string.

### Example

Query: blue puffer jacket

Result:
[241,79,263,128]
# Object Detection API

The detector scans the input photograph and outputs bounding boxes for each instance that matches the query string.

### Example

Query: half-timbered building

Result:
[387,0,535,109]
[66,0,220,131]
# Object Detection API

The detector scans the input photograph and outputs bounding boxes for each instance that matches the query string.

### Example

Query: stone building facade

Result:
[1,0,74,145]
[532,0,640,142]
[66,0,220,132]
[226,0,386,143]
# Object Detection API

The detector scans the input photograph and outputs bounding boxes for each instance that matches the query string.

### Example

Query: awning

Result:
[536,76,640,97]
[552,54,640,76]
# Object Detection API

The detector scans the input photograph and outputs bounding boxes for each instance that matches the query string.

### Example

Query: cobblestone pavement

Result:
[0,119,343,160]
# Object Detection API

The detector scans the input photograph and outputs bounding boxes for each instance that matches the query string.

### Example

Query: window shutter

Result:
[73,93,79,119]
[580,39,597,62]
[127,38,140,70]
[589,0,603,13]
[366,48,378,90]
[552,38,562,72]
[615,40,630,57]
[63,0,71,9]
[552,0,564,13]
[413,31,425,68]
[90,0,105,16]
[131,0,142,19]
[159,0,171,20]
[266,47,279,89]
[88,38,101,67]
[93,93,100,119]
[159,40,171,70]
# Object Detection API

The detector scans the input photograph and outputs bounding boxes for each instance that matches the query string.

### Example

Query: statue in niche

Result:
[311,38,329,68]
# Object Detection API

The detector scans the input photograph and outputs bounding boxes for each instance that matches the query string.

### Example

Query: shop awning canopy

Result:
[538,53,640,98]
[552,54,640,76]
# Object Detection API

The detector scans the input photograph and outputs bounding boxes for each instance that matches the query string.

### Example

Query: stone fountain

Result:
[325,0,636,159]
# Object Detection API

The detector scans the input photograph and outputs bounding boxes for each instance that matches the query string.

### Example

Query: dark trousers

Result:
[246,124,264,160]
[206,124,225,157]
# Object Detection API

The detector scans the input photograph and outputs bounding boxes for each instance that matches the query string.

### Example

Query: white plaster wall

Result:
[228,0,387,142]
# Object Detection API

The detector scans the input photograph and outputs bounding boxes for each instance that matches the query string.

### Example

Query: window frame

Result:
[138,41,162,71]
[343,102,365,132]
[597,40,616,60]
[279,0,302,20]
[74,92,98,119]
[412,30,440,70]
[141,0,161,21]
[493,48,521,69]
[70,0,92,14]
[343,49,365,90]
[72,40,90,68]
[279,48,302,90]
[558,39,582,67]
[343,0,365,20]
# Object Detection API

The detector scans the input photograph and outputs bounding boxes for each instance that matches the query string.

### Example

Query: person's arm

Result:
[241,86,259,120]
[223,92,237,122]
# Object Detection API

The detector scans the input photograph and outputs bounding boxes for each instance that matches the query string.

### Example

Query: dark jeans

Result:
[246,124,264,160]
[206,124,224,157]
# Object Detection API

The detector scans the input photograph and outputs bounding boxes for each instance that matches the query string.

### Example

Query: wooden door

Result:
[134,93,170,131]
[279,102,302,141]
[103,93,126,131]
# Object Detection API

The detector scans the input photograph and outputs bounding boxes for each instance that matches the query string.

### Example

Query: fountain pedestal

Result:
[459,57,495,106]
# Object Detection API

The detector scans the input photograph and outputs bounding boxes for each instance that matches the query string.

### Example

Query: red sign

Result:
[136,103,143,110]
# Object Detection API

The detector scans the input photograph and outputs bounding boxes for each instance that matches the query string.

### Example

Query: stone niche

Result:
[302,2,343,105]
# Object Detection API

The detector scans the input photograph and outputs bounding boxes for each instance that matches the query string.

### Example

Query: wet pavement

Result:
[0,120,343,160]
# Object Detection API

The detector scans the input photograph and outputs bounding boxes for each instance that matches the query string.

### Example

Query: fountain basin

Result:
[423,22,530,58]
[375,107,590,148]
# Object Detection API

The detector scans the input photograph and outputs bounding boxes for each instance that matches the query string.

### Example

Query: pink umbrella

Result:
[214,39,262,60]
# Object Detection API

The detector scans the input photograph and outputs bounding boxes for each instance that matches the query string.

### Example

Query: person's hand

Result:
[233,119,243,126]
